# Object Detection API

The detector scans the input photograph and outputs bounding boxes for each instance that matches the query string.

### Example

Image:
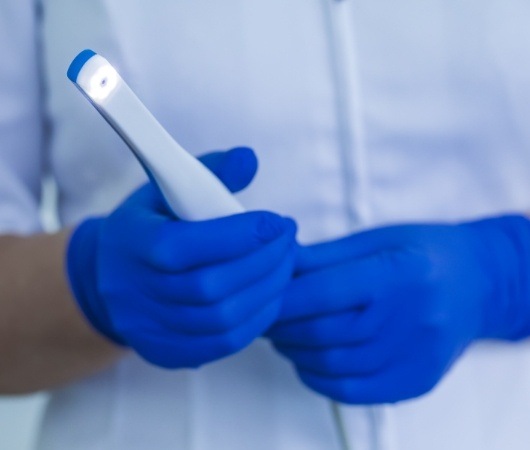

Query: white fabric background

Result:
[0,395,47,450]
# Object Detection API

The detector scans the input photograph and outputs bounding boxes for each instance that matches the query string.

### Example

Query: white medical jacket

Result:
[3,0,530,449]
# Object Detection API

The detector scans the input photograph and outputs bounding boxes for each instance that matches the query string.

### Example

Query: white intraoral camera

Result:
[68,50,244,221]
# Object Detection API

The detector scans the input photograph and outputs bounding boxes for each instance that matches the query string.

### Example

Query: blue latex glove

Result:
[268,216,530,404]
[67,147,297,369]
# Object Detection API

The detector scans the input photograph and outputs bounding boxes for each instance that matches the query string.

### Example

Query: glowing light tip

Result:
[87,64,119,101]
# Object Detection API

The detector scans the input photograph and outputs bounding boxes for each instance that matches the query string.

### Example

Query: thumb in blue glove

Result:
[68,147,298,368]
[268,215,530,404]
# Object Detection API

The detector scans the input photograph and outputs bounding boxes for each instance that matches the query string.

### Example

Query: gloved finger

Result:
[118,147,257,215]
[277,252,400,322]
[127,298,282,369]
[118,182,168,215]
[127,212,296,272]
[142,222,296,304]
[271,311,413,376]
[197,147,258,193]
[296,356,439,405]
[274,343,388,377]
[143,249,295,334]
[296,224,418,275]
[267,303,392,347]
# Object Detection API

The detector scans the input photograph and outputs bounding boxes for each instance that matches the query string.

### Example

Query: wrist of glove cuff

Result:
[66,218,126,346]
[465,215,530,341]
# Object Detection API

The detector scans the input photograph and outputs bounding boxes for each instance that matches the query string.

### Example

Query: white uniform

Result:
[2,0,530,449]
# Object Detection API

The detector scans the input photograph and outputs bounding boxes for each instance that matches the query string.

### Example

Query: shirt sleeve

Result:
[0,0,43,235]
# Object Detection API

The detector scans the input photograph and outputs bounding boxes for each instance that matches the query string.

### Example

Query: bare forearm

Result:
[0,230,123,394]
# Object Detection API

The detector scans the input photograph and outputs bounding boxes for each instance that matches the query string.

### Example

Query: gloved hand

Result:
[67,147,298,369]
[268,216,530,404]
